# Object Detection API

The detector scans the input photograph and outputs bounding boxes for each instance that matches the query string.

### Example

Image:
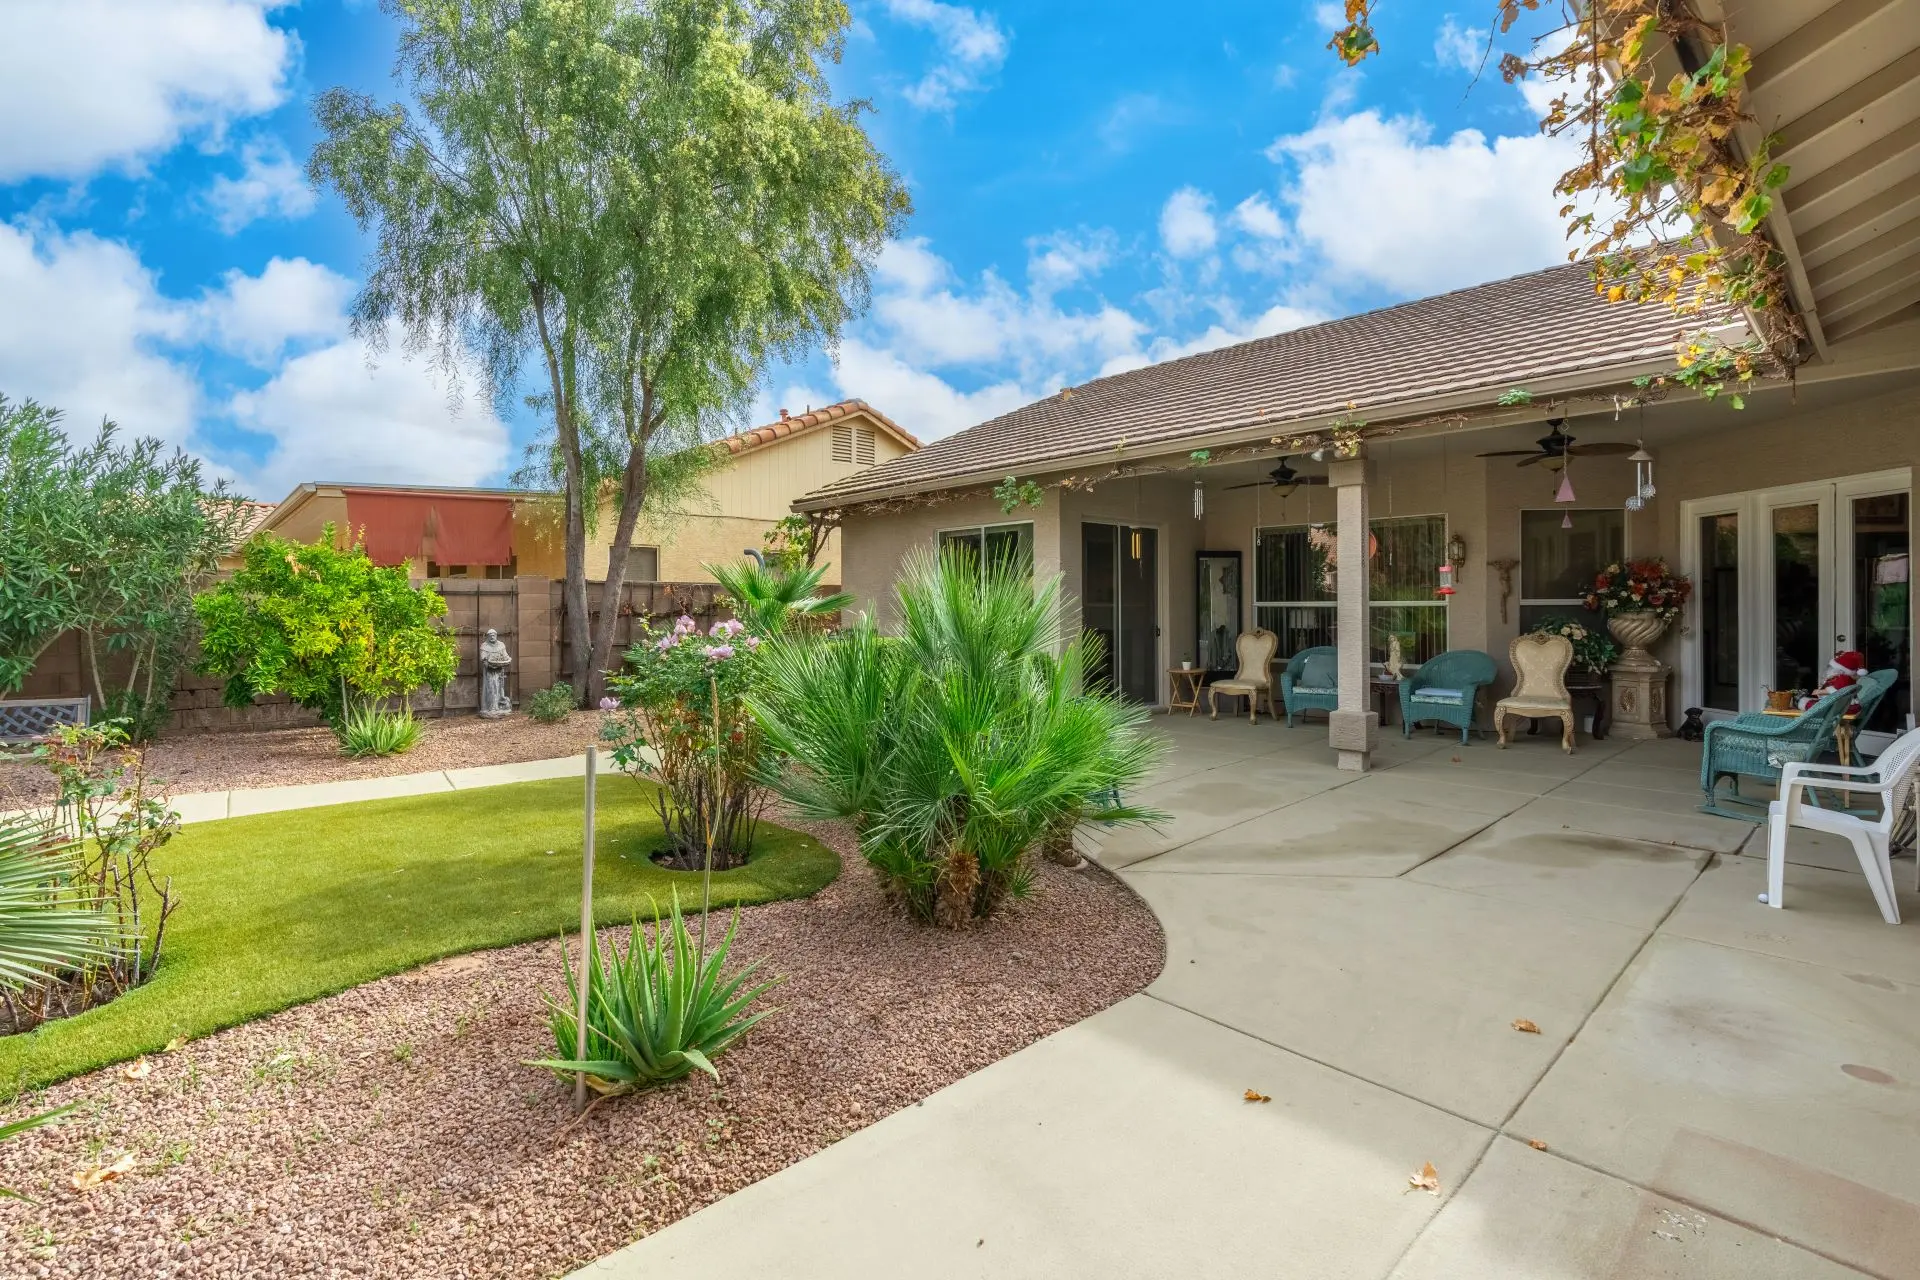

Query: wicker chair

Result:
[1699,685,1858,822]
[1494,633,1576,753]
[1208,628,1279,724]
[1399,649,1497,745]
[1852,668,1902,755]
[1278,645,1340,727]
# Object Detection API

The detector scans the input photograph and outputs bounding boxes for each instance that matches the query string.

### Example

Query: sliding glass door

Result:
[1081,522,1159,704]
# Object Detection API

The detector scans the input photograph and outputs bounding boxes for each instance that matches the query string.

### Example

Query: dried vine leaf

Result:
[1243,1088,1271,1104]
[121,1056,152,1081]
[1512,1018,1541,1034]
[1528,1138,1550,1151]
[70,1152,136,1192]
[1409,1161,1442,1194]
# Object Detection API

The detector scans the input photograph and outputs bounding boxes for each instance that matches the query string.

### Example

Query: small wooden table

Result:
[1370,674,1401,726]
[1168,667,1208,716]
[1527,672,1609,741]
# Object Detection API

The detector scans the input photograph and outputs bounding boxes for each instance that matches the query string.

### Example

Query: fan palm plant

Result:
[750,548,1164,926]
[707,559,854,637]
[0,813,111,998]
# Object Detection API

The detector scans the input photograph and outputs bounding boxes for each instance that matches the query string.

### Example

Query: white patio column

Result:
[1327,454,1378,771]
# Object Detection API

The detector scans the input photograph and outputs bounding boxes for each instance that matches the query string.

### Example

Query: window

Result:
[1254,515,1448,662]
[832,423,877,466]
[426,561,466,579]
[1518,509,1625,634]
[938,522,1034,582]
[627,545,660,583]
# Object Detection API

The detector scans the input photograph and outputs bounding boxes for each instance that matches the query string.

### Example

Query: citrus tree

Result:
[193,526,457,731]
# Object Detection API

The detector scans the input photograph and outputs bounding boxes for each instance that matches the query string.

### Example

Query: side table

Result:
[1168,667,1207,716]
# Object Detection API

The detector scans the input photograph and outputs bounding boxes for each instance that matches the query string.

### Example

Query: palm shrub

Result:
[0,813,112,1032]
[749,549,1164,927]
[707,559,853,637]
[530,894,778,1094]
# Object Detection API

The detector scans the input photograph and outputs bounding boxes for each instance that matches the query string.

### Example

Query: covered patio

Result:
[582,715,1919,1278]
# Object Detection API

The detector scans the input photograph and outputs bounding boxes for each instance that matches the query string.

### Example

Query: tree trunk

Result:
[586,408,653,706]
[531,287,592,708]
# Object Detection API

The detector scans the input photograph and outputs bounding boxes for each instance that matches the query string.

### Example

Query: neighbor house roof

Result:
[717,398,920,456]
[797,259,1734,510]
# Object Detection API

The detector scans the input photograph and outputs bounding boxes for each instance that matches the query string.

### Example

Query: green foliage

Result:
[0,814,110,997]
[602,616,764,865]
[309,0,910,702]
[749,549,1166,927]
[530,894,778,1093]
[993,475,1045,514]
[193,526,457,732]
[0,777,836,1091]
[339,705,424,758]
[1496,388,1534,406]
[1526,615,1619,674]
[707,560,852,638]
[526,681,577,724]
[0,395,246,730]
[761,514,822,574]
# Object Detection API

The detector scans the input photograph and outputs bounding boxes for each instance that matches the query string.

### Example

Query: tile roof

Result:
[798,259,1730,510]
[718,399,920,457]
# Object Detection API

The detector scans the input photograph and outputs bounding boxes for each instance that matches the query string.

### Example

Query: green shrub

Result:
[531,894,777,1094]
[339,705,423,758]
[0,814,111,1000]
[526,682,576,724]
[749,548,1165,926]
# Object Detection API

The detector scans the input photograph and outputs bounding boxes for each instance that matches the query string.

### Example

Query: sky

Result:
[0,0,1576,503]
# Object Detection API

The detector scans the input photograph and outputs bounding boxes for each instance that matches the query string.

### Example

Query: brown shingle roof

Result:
[718,399,920,457]
[798,260,1729,510]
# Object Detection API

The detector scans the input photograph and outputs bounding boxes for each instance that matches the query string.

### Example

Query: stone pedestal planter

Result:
[1606,609,1672,739]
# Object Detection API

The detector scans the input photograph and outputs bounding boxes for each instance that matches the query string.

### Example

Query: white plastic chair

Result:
[1762,727,1920,924]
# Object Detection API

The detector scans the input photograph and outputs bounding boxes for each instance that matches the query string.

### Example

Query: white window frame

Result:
[1253,514,1450,657]
[937,521,1035,582]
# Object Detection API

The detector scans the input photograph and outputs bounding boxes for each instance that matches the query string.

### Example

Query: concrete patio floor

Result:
[576,715,1920,1280]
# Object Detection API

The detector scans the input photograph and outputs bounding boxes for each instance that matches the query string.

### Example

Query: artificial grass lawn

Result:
[0,777,839,1094]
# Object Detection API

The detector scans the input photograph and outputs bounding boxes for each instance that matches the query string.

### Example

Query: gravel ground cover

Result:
[0,820,1163,1279]
[0,712,603,808]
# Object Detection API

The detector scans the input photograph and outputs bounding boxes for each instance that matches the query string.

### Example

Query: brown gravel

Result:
[0,713,604,807]
[0,819,1164,1279]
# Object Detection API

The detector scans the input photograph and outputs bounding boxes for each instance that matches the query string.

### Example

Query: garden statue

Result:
[1385,633,1405,680]
[479,629,513,718]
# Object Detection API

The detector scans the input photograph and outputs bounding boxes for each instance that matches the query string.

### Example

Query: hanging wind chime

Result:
[1554,457,1577,528]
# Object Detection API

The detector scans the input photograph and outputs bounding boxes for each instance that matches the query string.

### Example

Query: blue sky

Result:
[0,1,1573,501]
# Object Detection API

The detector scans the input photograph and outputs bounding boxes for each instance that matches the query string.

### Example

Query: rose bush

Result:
[601,616,765,869]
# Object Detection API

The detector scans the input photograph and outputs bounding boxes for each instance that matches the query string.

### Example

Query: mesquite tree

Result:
[310,0,909,705]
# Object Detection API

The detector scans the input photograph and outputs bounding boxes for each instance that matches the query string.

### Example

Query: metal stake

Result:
[573,745,598,1114]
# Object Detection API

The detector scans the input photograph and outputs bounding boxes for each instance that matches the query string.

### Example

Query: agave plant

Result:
[0,813,111,996]
[749,547,1165,926]
[338,703,423,758]
[530,894,778,1094]
[707,559,854,637]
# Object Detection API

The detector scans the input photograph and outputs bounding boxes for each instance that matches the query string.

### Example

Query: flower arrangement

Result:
[601,615,765,869]
[1583,558,1692,622]
[1527,616,1619,674]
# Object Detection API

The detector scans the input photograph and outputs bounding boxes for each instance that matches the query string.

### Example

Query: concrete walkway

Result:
[575,716,1920,1280]
[159,754,588,825]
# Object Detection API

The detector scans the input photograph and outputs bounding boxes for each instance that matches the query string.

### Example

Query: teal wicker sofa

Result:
[1279,646,1340,727]
[1398,649,1498,744]
[1697,681,1871,821]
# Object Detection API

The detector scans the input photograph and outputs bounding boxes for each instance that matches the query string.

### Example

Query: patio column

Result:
[1328,454,1378,771]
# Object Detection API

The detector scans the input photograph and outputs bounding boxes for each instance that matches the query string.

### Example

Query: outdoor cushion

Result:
[1299,653,1338,688]
[1412,687,1467,704]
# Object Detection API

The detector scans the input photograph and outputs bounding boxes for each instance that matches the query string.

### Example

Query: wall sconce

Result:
[1129,528,1143,561]
[1445,532,1467,567]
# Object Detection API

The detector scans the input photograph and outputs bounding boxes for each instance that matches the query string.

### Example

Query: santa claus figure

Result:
[1800,650,1867,709]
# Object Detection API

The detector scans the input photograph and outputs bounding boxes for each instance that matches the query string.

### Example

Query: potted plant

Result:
[1527,616,1619,675]
[1582,559,1692,663]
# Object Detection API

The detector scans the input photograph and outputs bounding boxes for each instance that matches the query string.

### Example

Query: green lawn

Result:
[0,777,839,1093]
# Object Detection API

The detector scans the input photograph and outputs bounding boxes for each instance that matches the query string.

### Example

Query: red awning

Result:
[343,491,515,567]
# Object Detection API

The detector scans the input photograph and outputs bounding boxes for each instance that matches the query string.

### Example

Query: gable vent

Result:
[854,425,875,465]
[831,423,854,462]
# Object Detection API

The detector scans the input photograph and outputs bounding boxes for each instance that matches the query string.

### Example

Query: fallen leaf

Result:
[1527,1138,1549,1151]
[1450,756,1462,763]
[162,1037,185,1053]
[70,1152,136,1192]
[121,1057,151,1081]
[1408,1161,1441,1194]
[1243,1089,1271,1103]
[1511,1018,1541,1034]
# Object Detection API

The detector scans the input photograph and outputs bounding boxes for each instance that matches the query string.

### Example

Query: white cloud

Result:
[883,0,1009,110]
[1159,187,1218,259]
[205,138,315,233]
[1265,109,1577,295]
[197,257,353,365]
[1131,301,1327,369]
[1312,3,1346,32]
[1230,194,1287,240]
[228,323,511,499]
[830,338,1036,441]
[0,0,295,182]
[1433,17,1488,74]
[0,220,198,446]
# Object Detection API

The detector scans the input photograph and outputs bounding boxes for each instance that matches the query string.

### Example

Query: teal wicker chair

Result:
[1699,685,1859,822]
[1279,646,1340,727]
[1399,649,1497,744]
[1853,668,1900,752]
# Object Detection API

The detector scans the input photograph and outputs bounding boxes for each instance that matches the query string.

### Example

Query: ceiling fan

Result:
[1476,419,1636,467]
[1222,459,1329,491]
